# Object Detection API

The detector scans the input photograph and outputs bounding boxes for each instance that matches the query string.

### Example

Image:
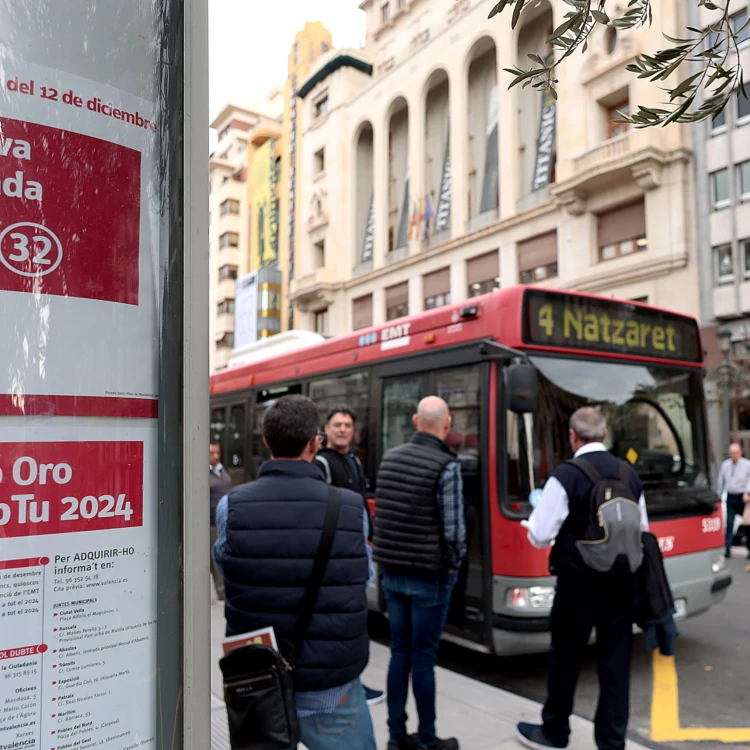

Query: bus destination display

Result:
[523,290,702,362]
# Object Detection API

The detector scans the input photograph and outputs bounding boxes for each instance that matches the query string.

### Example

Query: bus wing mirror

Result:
[508,363,538,414]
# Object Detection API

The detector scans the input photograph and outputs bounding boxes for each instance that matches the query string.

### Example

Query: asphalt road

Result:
[372,549,750,750]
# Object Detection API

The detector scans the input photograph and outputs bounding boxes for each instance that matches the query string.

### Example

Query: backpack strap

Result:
[315,454,333,484]
[564,457,602,485]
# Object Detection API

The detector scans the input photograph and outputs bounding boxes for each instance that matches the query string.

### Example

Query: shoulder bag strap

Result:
[564,457,602,485]
[288,485,341,666]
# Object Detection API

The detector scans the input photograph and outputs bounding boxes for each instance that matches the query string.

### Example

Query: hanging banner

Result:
[235,271,259,348]
[434,125,452,233]
[532,54,556,192]
[361,193,374,263]
[395,177,410,249]
[479,85,499,214]
[253,139,275,268]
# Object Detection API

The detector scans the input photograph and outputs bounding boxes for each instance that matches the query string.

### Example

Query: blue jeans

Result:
[383,570,457,748]
[297,678,376,750]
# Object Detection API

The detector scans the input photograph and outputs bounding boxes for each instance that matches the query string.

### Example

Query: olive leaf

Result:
[488,0,745,127]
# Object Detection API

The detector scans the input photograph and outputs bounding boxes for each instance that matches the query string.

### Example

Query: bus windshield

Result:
[507,356,714,518]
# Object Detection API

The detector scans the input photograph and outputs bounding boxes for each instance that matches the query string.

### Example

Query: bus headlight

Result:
[507,586,555,610]
[711,553,727,574]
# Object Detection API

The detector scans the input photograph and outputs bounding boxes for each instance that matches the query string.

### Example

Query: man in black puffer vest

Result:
[374,396,466,750]
[315,405,384,707]
[517,407,649,750]
[213,395,376,750]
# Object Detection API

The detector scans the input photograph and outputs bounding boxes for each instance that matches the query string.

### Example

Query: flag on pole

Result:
[423,194,435,240]
[408,200,419,241]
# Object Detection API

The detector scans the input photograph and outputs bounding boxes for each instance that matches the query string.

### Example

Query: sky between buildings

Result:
[208,0,367,145]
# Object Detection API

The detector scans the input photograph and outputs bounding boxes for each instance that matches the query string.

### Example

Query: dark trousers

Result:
[725,495,749,555]
[209,524,225,600]
[542,566,634,750]
[383,570,457,748]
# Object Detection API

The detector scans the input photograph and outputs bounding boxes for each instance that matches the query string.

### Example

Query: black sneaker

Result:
[387,735,420,750]
[420,739,459,750]
[516,723,567,750]
[363,684,385,706]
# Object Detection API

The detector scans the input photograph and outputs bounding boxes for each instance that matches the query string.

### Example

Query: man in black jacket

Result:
[315,405,384,707]
[374,396,466,750]
[517,407,649,750]
[209,442,232,601]
[213,395,376,750]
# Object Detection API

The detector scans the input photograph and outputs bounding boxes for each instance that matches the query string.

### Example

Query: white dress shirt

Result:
[522,442,649,549]
[210,461,225,477]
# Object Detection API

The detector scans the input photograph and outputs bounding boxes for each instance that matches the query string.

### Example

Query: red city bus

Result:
[209,287,731,655]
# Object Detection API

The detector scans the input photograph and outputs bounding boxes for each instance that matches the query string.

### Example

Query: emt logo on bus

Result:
[523,290,701,362]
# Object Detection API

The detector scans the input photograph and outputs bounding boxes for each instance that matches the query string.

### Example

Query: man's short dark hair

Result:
[326,405,356,424]
[263,395,320,458]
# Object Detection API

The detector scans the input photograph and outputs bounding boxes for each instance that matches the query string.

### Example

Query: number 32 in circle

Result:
[0,222,63,278]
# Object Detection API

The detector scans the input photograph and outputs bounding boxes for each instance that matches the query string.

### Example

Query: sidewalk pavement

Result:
[210,598,652,750]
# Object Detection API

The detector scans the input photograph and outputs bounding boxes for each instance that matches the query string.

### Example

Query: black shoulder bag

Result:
[219,486,341,750]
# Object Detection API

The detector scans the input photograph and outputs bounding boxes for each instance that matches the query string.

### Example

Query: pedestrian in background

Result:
[315,405,385,707]
[717,443,750,560]
[373,395,466,750]
[213,395,376,750]
[517,407,648,750]
[209,442,232,601]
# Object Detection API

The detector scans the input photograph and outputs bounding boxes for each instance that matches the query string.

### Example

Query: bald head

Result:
[729,443,742,462]
[413,396,452,440]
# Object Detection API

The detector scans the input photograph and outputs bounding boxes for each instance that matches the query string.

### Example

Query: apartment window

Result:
[385,282,408,321]
[467,250,500,297]
[388,227,395,252]
[607,100,630,139]
[738,89,750,125]
[315,308,329,336]
[313,95,329,119]
[314,147,325,174]
[711,107,727,134]
[321,42,330,54]
[220,231,239,248]
[217,332,235,349]
[293,42,298,64]
[518,231,558,283]
[399,0,408,8]
[221,198,240,215]
[731,9,749,48]
[352,294,373,331]
[314,238,325,268]
[743,239,750,279]
[423,267,450,310]
[598,200,647,261]
[716,244,734,285]
[217,299,235,315]
[606,27,618,54]
[382,2,391,23]
[712,168,730,210]
[739,160,750,202]
[219,264,238,281]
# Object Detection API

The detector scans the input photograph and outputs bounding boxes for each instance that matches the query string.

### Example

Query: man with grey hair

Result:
[716,442,750,559]
[517,406,648,750]
[374,395,466,750]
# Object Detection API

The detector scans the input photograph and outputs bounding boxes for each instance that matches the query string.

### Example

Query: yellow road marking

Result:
[651,652,750,743]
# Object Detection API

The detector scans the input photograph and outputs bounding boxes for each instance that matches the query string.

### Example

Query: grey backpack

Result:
[566,458,644,574]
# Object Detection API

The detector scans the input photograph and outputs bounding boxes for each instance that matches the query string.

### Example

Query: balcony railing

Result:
[573,133,630,175]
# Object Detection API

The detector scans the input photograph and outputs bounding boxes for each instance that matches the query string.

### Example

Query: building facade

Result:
[692,0,750,461]
[290,0,700,338]
[209,95,282,371]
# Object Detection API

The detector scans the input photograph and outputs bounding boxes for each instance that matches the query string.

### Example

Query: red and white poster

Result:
[1,27,161,750]
[0,53,161,413]
[0,422,158,750]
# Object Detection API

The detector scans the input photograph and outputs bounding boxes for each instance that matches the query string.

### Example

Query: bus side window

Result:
[227,404,246,485]
[210,406,227,457]
[251,385,303,475]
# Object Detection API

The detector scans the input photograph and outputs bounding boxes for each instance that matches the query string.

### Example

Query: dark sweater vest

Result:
[373,431,456,574]
[551,448,643,573]
[222,460,369,692]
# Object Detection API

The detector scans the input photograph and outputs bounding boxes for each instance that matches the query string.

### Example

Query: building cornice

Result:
[298,54,373,100]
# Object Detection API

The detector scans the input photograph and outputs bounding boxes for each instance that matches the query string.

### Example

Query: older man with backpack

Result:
[517,406,649,750]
